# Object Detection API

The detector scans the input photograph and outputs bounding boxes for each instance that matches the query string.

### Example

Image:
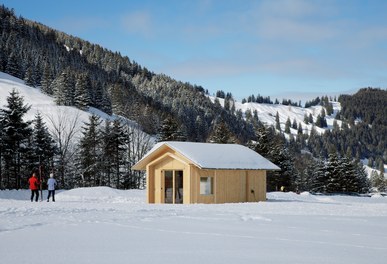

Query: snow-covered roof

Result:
[133,141,280,170]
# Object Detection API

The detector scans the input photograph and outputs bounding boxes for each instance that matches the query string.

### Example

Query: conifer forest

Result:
[0,6,386,193]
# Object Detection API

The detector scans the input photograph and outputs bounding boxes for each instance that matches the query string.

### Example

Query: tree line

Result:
[0,90,152,190]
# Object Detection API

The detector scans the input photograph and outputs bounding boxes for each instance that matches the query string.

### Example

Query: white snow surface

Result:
[210,96,342,137]
[138,141,280,170]
[1,187,387,264]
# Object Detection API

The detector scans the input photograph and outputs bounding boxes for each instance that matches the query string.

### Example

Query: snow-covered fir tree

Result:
[0,89,32,189]
[78,114,102,187]
[208,121,234,144]
[74,73,91,110]
[31,112,56,174]
[157,116,186,142]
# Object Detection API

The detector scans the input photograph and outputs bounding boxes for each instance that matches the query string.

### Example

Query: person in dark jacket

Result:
[47,173,57,202]
[28,173,40,202]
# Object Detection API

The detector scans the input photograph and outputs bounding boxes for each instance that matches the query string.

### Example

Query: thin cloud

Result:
[121,11,153,37]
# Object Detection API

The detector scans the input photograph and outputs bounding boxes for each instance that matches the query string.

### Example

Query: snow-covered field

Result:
[1,187,387,264]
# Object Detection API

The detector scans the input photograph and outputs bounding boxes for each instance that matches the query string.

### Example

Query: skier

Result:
[47,173,57,202]
[28,172,40,202]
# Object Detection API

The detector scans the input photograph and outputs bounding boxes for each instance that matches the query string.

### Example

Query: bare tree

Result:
[124,121,153,189]
[45,108,81,188]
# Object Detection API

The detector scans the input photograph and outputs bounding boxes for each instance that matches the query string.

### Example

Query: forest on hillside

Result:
[0,5,253,143]
[0,5,386,193]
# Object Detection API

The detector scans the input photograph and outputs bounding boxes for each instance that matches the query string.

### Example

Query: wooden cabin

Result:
[132,141,280,204]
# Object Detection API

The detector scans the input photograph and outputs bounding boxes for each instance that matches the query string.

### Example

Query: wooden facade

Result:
[133,142,279,204]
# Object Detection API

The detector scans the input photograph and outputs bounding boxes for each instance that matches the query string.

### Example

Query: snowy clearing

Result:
[1,187,387,264]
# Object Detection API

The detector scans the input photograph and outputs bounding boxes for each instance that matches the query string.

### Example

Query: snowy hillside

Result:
[211,96,341,136]
[0,72,89,136]
[0,72,139,140]
[1,187,386,264]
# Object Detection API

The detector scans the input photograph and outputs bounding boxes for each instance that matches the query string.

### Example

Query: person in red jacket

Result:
[28,173,40,202]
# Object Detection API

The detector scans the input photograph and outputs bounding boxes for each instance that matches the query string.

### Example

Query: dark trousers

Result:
[31,190,39,202]
[47,190,55,202]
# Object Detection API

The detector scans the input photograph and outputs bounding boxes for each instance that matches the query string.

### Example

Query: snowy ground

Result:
[1,188,387,264]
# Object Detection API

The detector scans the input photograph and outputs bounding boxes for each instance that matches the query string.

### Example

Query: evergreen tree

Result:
[275,112,281,131]
[53,69,74,106]
[24,66,36,87]
[157,116,186,142]
[370,170,386,192]
[40,63,53,95]
[74,73,91,110]
[111,119,128,188]
[325,154,343,193]
[5,52,21,78]
[78,114,102,187]
[31,112,56,176]
[285,117,291,134]
[292,118,298,129]
[209,121,234,144]
[304,114,309,124]
[297,123,303,135]
[101,120,113,186]
[309,158,327,193]
[315,115,322,128]
[0,114,4,189]
[1,89,32,189]
[250,126,295,191]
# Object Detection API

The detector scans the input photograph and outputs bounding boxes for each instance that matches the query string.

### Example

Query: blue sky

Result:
[3,0,387,100]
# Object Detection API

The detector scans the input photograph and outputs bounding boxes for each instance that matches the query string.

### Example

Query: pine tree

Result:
[24,66,36,87]
[292,118,297,129]
[209,121,234,144]
[325,154,342,193]
[0,115,4,189]
[5,52,21,78]
[309,158,327,193]
[101,120,113,186]
[40,63,53,95]
[31,112,56,175]
[266,138,295,191]
[275,112,281,131]
[1,89,32,189]
[53,69,74,106]
[78,114,102,187]
[304,114,309,124]
[285,117,291,134]
[111,120,128,188]
[74,73,91,110]
[157,117,186,142]
[370,170,386,192]
[99,119,128,188]
[297,123,303,135]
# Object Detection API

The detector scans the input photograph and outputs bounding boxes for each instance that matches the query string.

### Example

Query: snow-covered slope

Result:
[0,187,386,264]
[211,96,341,136]
[0,72,137,140]
[0,72,97,139]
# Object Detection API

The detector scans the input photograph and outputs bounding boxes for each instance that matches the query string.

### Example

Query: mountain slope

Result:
[0,5,253,142]
[212,96,341,136]
[0,72,109,138]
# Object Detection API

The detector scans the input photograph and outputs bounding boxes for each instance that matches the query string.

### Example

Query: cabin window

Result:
[200,177,213,195]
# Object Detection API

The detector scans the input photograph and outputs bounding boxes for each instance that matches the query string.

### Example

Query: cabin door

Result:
[163,170,183,204]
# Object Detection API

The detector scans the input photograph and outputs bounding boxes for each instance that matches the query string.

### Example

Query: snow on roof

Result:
[135,141,280,170]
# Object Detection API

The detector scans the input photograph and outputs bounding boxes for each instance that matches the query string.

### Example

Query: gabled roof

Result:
[132,141,280,170]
